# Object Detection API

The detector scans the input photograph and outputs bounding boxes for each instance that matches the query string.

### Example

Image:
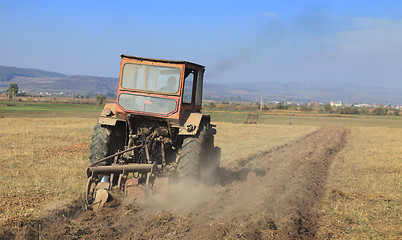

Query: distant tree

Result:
[342,107,359,114]
[372,107,387,115]
[208,103,216,109]
[276,102,287,110]
[393,109,400,116]
[6,83,19,99]
[96,94,107,105]
[322,104,332,113]
[335,107,343,114]
[358,108,368,115]
[300,106,313,112]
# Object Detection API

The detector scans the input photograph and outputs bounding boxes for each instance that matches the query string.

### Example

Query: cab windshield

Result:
[118,93,177,115]
[121,63,181,94]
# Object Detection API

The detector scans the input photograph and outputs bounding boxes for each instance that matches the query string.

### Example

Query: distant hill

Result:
[0,65,400,104]
[0,66,67,81]
[0,66,118,95]
[204,82,402,104]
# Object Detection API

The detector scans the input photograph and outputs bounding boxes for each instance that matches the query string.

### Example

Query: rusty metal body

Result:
[86,55,219,209]
[98,55,207,133]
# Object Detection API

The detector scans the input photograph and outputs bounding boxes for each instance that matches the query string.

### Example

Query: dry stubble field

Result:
[0,104,401,239]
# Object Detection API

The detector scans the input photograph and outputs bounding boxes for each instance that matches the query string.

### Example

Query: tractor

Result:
[86,55,220,209]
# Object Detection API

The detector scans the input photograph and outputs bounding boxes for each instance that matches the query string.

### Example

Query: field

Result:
[0,102,401,239]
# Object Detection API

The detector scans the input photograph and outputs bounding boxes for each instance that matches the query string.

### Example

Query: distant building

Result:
[330,101,343,107]
[356,103,371,108]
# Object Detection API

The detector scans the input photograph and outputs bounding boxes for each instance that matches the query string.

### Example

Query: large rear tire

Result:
[178,122,218,182]
[89,124,123,166]
[178,136,202,181]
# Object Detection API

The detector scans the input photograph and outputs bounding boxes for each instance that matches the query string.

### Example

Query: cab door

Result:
[182,67,204,112]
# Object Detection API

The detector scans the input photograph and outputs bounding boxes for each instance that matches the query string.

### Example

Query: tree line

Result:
[204,102,400,116]
[4,83,108,105]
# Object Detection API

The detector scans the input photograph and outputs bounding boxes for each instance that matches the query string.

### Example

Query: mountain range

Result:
[1,65,401,104]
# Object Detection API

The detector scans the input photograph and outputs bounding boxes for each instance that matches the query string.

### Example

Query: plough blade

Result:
[86,164,173,211]
[92,182,110,211]
[124,178,146,200]
[153,177,169,193]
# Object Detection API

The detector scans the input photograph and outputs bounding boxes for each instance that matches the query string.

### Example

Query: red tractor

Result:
[86,55,220,209]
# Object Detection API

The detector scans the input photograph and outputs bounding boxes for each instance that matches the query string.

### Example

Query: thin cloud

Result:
[260,11,277,18]
[323,17,402,54]
[336,16,402,30]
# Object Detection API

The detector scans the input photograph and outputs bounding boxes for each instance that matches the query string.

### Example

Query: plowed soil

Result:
[1,127,348,239]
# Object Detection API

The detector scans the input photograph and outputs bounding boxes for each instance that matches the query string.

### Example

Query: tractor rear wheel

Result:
[178,136,202,181]
[178,122,217,182]
[89,124,123,166]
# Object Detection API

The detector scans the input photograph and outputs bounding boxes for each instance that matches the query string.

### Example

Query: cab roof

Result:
[121,54,205,69]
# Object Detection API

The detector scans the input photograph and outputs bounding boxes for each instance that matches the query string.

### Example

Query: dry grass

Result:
[0,116,317,226]
[1,107,400,239]
[317,127,402,239]
[0,117,97,225]
[214,122,318,169]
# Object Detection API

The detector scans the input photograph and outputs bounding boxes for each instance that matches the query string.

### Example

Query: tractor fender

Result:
[178,112,203,136]
[98,103,121,126]
[98,116,118,126]
[178,113,214,136]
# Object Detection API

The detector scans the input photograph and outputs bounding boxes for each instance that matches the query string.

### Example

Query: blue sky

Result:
[1,0,401,89]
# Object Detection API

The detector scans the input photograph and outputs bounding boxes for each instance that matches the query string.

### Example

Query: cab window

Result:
[195,70,203,106]
[183,70,194,104]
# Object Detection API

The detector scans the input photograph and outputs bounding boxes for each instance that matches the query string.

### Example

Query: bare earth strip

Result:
[0,127,348,239]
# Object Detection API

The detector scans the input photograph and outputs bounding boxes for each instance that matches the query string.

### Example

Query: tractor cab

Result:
[107,55,205,125]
